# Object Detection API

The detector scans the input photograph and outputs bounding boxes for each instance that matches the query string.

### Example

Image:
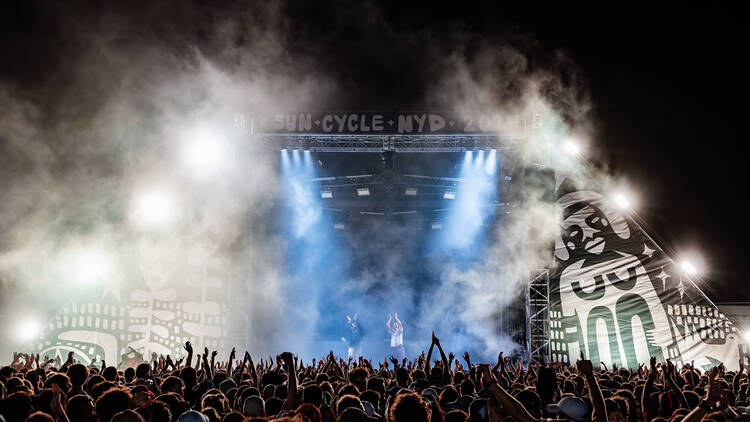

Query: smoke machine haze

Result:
[0,2,596,364]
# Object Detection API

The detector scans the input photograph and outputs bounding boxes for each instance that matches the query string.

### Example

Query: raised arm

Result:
[479,365,539,422]
[432,332,450,379]
[683,366,723,422]
[246,352,259,387]
[578,359,606,422]
[280,352,298,411]
[387,313,392,330]
[641,357,657,421]
[425,333,436,373]
[665,359,688,409]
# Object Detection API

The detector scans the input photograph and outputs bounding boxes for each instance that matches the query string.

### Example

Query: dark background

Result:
[1,2,746,301]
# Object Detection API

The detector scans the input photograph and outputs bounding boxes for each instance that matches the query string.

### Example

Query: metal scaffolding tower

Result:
[527,269,551,364]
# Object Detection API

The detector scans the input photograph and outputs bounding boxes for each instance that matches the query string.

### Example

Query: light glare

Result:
[680,260,698,275]
[73,249,111,285]
[562,139,581,156]
[16,318,41,342]
[182,128,228,177]
[133,188,175,228]
[613,193,632,209]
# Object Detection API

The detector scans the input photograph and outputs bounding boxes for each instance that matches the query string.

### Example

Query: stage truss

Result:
[527,269,551,363]
[255,134,522,153]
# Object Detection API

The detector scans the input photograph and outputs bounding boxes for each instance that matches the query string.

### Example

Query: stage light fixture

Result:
[334,222,345,230]
[321,190,333,199]
[405,187,418,196]
[431,222,443,229]
[16,318,40,342]
[562,139,581,156]
[357,188,370,196]
[443,191,456,199]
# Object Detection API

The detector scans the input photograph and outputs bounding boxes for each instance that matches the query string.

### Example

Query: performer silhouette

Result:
[386,312,405,360]
[344,313,363,359]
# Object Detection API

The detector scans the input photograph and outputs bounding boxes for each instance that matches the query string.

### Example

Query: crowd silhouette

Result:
[1,333,745,422]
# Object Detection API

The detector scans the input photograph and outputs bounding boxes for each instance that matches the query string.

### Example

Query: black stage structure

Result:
[229,111,554,362]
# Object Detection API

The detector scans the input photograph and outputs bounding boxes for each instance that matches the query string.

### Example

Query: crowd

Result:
[1,333,747,422]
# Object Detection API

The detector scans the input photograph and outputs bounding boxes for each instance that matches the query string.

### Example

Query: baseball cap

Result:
[547,396,589,421]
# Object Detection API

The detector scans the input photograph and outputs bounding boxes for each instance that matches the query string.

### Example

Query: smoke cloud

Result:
[0,1,593,362]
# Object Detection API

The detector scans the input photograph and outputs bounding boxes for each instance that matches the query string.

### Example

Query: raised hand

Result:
[229,347,236,362]
[576,359,594,375]
[448,351,455,361]
[184,341,193,353]
[50,383,66,418]
[432,331,439,344]
[211,350,218,358]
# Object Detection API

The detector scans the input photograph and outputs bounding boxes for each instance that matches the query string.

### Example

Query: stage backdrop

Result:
[550,176,745,370]
[31,234,230,367]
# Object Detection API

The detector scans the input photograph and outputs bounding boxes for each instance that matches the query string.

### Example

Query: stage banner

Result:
[252,111,528,135]
[31,235,230,367]
[549,176,744,370]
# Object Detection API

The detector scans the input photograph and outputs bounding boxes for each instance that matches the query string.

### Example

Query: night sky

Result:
[1,3,747,301]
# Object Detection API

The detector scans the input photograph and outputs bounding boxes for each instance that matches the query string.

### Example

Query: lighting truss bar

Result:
[258,134,521,152]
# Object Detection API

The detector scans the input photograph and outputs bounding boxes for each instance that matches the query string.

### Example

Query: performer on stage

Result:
[386,312,405,360]
[344,313,363,359]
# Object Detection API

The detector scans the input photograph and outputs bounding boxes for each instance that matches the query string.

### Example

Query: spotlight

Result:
[613,193,632,209]
[680,260,698,275]
[357,188,370,197]
[334,222,345,230]
[321,190,333,199]
[405,188,418,196]
[16,318,41,342]
[562,139,581,156]
[132,187,175,229]
[181,127,228,177]
[431,222,443,230]
[443,191,456,200]
[72,249,111,285]
[744,330,750,342]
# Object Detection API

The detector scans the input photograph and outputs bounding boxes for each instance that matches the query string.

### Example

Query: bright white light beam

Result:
[133,188,175,229]
[16,318,41,342]
[680,260,698,276]
[181,127,229,177]
[72,249,111,285]
[613,193,632,209]
[562,139,581,156]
